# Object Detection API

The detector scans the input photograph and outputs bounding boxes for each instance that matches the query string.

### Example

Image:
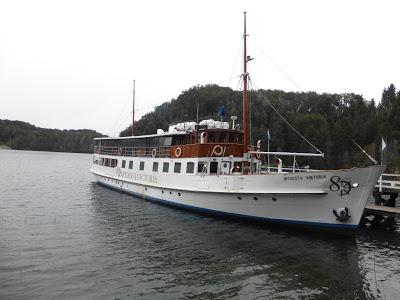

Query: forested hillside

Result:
[120,84,400,171]
[0,120,104,153]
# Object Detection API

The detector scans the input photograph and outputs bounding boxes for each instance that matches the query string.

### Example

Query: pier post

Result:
[387,193,398,207]
[373,189,383,205]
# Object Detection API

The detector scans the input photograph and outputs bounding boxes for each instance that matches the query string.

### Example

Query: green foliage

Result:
[0,120,104,153]
[120,84,400,171]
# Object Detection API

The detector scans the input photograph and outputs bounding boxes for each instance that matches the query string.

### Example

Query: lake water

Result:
[1,150,399,299]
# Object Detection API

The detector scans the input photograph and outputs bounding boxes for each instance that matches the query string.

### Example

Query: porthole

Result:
[272,197,277,202]
[145,187,148,191]
[170,191,172,195]
[253,196,258,201]
[178,192,181,196]
[237,196,242,200]
[162,190,164,194]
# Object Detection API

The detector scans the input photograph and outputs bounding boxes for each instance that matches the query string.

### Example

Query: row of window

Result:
[95,158,118,167]
[121,160,207,174]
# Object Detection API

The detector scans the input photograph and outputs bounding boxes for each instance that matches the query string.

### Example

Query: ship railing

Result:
[260,166,320,174]
[250,151,324,173]
[94,146,171,158]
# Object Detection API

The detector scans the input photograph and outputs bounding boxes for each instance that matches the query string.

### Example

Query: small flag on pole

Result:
[382,137,387,151]
[218,106,226,117]
[267,129,271,141]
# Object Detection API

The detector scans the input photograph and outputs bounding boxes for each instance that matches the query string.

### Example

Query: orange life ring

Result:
[151,148,157,158]
[175,147,182,157]
[213,145,223,156]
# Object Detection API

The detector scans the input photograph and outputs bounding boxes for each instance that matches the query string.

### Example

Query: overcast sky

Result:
[1,0,399,136]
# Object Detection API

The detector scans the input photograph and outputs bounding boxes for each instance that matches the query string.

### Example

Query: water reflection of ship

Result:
[89,184,382,299]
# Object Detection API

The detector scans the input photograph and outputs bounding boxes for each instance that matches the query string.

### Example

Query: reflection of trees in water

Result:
[88,183,380,299]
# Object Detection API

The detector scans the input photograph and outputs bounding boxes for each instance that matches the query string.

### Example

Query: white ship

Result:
[91,13,385,230]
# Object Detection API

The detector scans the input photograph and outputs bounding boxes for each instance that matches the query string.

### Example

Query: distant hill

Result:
[120,84,400,171]
[0,119,105,153]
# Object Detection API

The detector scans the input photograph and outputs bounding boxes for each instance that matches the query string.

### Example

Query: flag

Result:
[382,137,387,151]
[218,106,226,117]
[267,129,271,141]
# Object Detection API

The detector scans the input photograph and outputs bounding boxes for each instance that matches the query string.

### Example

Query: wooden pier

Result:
[365,204,400,217]
[362,173,400,228]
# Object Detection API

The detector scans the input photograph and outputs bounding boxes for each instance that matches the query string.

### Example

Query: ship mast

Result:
[132,79,135,136]
[242,12,249,155]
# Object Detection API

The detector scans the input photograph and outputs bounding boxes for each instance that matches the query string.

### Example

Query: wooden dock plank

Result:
[365,204,400,216]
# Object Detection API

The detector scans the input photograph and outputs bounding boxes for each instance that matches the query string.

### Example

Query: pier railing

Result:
[376,174,400,192]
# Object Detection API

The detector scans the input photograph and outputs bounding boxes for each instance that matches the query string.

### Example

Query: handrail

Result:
[249,151,324,158]
[94,146,171,158]
[381,173,400,178]
[376,173,400,192]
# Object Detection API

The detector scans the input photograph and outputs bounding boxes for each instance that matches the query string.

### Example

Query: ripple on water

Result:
[0,150,399,299]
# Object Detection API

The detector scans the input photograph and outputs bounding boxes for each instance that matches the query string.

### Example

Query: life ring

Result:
[118,147,123,156]
[255,150,261,159]
[175,147,182,157]
[213,145,224,156]
[151,148,157,158]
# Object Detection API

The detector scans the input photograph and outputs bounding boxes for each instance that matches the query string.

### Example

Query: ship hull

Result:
[91,163,385,229]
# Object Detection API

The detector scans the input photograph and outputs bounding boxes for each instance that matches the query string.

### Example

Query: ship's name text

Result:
[284,174,326,181]
[116,168,158,183]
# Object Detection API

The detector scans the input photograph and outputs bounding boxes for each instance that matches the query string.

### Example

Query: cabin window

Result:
[129,161,133,169]
[210,162,218,174]
[186,162,195,174]
[122,160,126,168]
[233,161,242,173]
[163,162,169,173]
[139,161,145,170]
[217,131,226,143]
[152,162,159,172]
[198,162,207,173]
[111,159,118,168]
[174,162,181,173]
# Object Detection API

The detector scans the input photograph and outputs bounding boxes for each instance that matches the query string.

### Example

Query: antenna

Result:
[196,103,199,123]
[132,80,135,136]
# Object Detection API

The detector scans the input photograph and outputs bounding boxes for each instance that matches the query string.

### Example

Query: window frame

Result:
[162,162,169,173]
[174,162,182,173]
[186,162,195,174]
[152,161,159,172]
